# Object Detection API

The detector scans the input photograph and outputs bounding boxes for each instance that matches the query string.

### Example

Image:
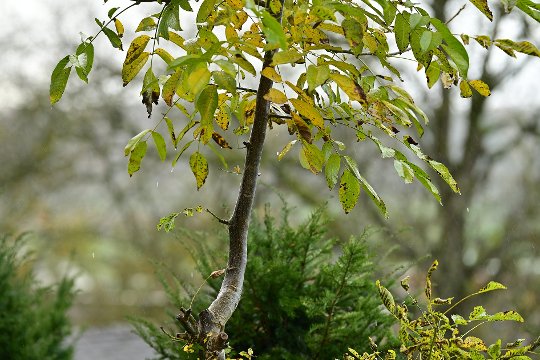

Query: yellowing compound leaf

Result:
[290,98,324,129]
[124,35,151,65]
[277,140,297,160]
[136,17,156,32]
[459,79,473,98]
[122,52,149,86]
[339,169,361,213]
[189,151,209,190]
[469,0,493,21]
[162,70,182,106]
[271,49,303,65]
[330,73,367,105]
[263,88,288,104]
[301,141,324,174]
[261,67,282,82]
[306,64,330,92]
[469,79,491,96]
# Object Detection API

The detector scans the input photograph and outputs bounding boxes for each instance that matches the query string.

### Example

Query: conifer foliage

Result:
[131,208,397,359]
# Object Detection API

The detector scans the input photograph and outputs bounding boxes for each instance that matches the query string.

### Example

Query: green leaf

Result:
[261,10,287,49]
[325,154,341,189]
[516,0,540,22]
[376,280,396,315]
[468,0,494,20]
[394,160,414,183]
[232,54,256,75]
[159,1,181,40]
[488,339,502,359]
[420,30,442,53]
[271,49,303,65]
[151,131,167,161]
[96,18,123,50]
[50,56,72,104]
[196,85,218,126]
[477,281,507,294]
[189,151,209,190]
[212,71,236,93]
[124,129,151,156]
[197,0,217,24]
[306,64,330,93]
[343,155,387,217]
[128,141,147,176]
[339,169,361,214]
[430,18,469,77]
[451,314,468,325]
[394,12,410,53]
[425,61,441,88]
[172,140,194,167]
[428,159,460,194]
[75,42,94,83]
[157,212,179,232]
[164,117,177,147]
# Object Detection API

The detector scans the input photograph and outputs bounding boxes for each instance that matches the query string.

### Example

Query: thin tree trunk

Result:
[174,2,285,358]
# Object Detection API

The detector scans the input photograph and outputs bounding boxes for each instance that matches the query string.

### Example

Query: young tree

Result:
[50,0,540,357]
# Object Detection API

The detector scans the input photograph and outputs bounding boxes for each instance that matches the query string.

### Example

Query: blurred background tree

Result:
[0,0,538,347]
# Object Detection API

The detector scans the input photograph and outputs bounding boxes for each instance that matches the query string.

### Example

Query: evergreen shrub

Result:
[0,233,75,360]
[131,208,398,359]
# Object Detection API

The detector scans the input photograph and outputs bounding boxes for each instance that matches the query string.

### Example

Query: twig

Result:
[206,209,230,225]
[446,4,467,24]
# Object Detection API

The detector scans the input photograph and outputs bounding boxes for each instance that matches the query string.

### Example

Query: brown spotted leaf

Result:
[212,132,232,149]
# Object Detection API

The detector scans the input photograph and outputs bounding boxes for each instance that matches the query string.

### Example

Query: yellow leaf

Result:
[469,79,491,96]
[231,10,248,29]
[154,48,174,64]
[124,35,150,65]
[459,79,472,98]
[162,70,182,106]
[189,152,209,190]
[225,0,243,9]
[329,73,367,105]
[271,49,303,66]
[290,98,324,129]
[277,140,297,160]
[114,18,124,37]
[263,88,287,104]
[244,99,257,125]
[122,52,150,86]
[261,67,282,82]
[185,66,211,98]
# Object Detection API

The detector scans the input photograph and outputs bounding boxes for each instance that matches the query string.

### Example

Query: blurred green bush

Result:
[0,233,76,360]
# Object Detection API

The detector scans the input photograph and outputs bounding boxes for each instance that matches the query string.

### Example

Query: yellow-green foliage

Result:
[347,261,540,360]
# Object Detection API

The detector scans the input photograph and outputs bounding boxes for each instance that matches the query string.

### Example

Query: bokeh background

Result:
[1,0,539,353]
